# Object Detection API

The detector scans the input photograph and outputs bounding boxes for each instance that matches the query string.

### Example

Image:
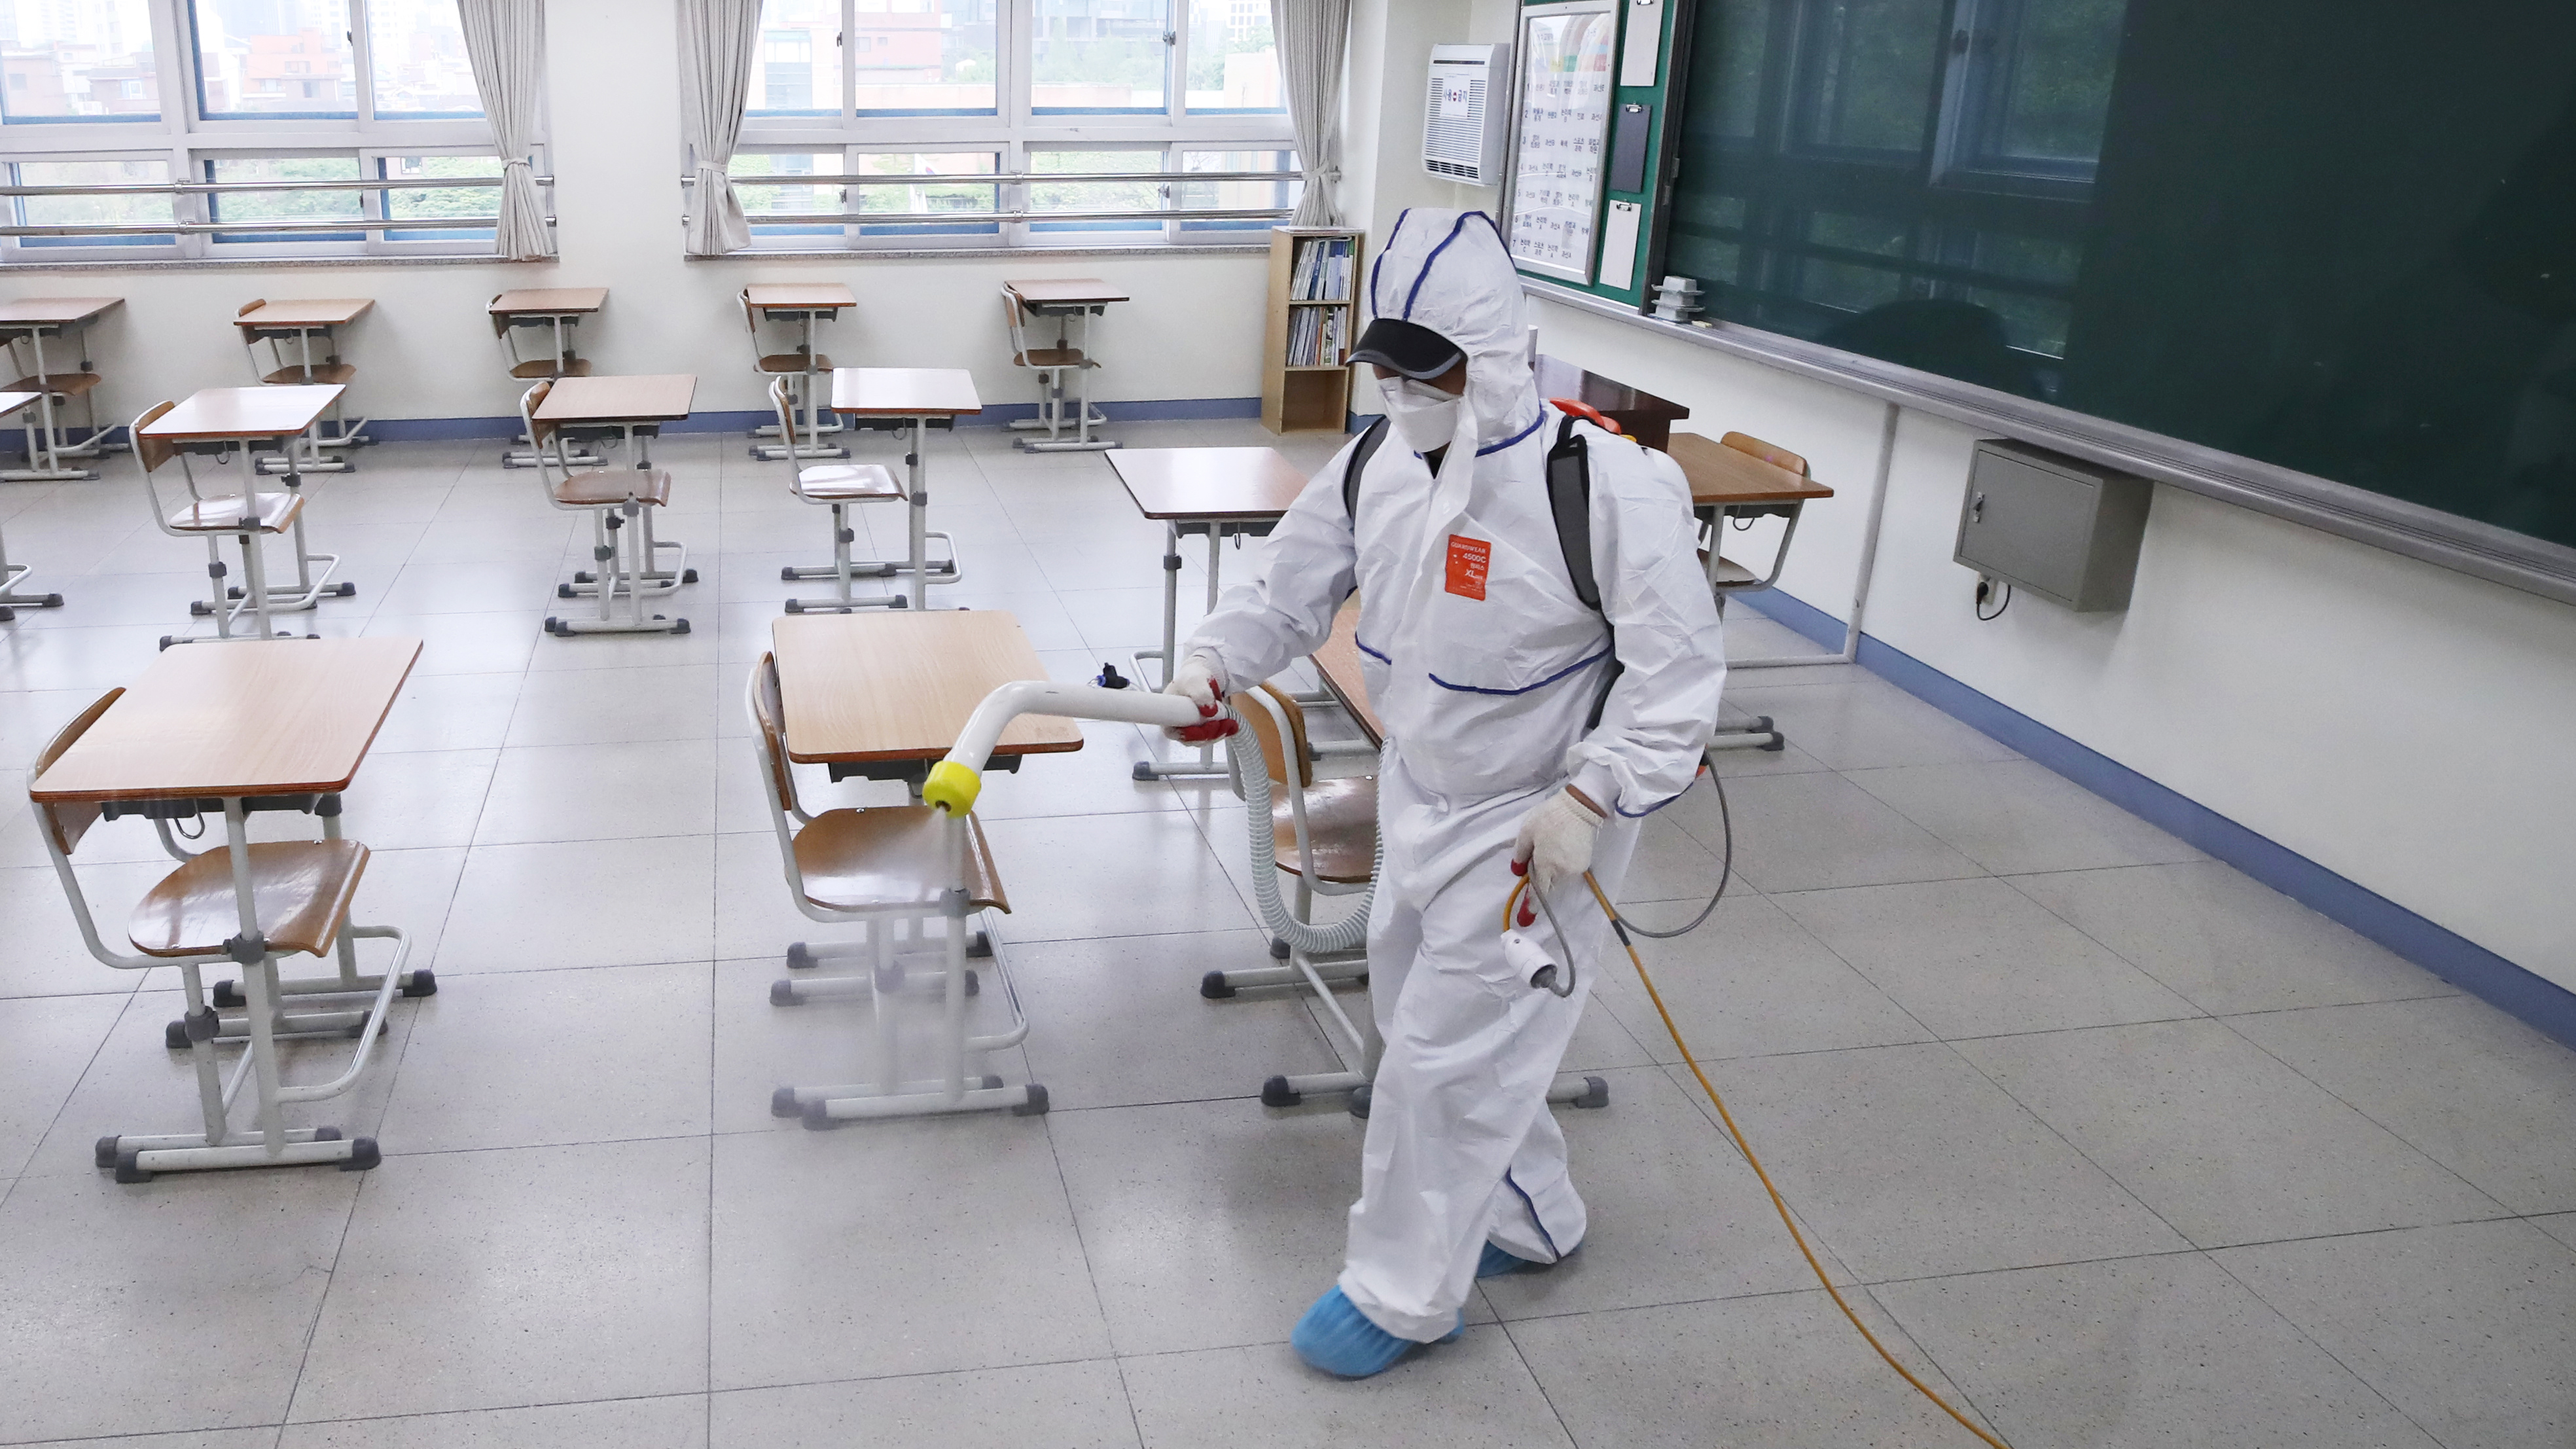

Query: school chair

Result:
[516,380,687,637]
[132,400,306,648]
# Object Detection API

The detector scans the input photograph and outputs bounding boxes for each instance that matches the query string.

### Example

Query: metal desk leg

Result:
[908,418,929,610]
[1132,520,1232,781]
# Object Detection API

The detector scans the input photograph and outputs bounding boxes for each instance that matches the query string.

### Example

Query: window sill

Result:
[0,252,540,273]
[698,241,1270,262]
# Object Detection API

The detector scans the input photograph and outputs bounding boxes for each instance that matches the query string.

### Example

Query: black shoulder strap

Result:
[1545,414,1624,732]
[1340,415,1391,521]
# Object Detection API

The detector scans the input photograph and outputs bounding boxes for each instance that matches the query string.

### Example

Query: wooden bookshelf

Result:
[1261,226,1365,434]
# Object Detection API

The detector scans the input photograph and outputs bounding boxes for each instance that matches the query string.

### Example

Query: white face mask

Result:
[1380,376,1463,455]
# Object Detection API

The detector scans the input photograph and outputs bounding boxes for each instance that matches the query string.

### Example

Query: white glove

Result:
[1160,651,1231,743]
[1512,787,1605,899]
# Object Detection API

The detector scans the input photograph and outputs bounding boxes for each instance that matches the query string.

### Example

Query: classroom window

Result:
[0,0,160,124]
[732,150,848,237]
[0,0,535,261]
[738,0,1291,251]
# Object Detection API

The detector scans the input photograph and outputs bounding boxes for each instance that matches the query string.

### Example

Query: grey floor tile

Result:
[473,738,717,845]
[1696,770,1987,894]
[374,960,713,1153]
[0,1167,359,1441]
[0,856,181,999]
[1613,810,1727,906]
[334,746,500,850]
[976,810,1256,942]
[1706,1043,2187,1280]
[708,1118,1110,1387]
[277,1395,708,1448]
[2011,862,2449,1015]
[2230,996,2576,1217]
[1511,1290,1991,1448]
[1120,1325,1573,1449]
[1586,892,1935,1064]
[10,1433,281,1449]
[708,1361,1137,1449]
[1013,929,1340,1109]
[1776,877,2202,1038]
[1476,1066,1829,1321]
[2535,1213,2576,1251]
[437,836,714,973]
[1702,734,1836,777]
[1962,1018,2509,1245]
[1874,1253,2441,1448]
[290,1136,712,1423]
[1846,759,2204,875]
[503,664,723,748]
[367,671,522,755]
[0,992,122,1176]
[2215,1219,2576,1449]
[1727,678,2020,770]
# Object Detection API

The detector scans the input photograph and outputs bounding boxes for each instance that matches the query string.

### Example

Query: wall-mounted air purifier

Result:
[1424,43,1511,187]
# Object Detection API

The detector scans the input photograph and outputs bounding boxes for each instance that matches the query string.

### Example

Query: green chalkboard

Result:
[1665,0,2576,552]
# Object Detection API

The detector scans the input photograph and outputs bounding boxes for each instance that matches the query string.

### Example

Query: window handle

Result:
[1970,492,1986,522]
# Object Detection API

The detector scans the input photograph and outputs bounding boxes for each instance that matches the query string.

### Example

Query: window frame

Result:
[735,0,1294,253]
[0,0,535,263]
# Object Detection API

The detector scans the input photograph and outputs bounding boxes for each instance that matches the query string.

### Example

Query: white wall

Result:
[1533,297,2576,991]
[2,0,1272,426]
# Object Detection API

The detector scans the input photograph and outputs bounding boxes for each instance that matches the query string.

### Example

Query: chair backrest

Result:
[488,295,511,340]
[999,287,1031,361]
[1238,685,1294,789]
[518,377,559,448]
[1721,431,1808,477]
[766,375,806,478]
[29,688,122,859]
[747,652,801,819]
[738,289,763,345]
[236,299,264,320]
[129,401,175,475]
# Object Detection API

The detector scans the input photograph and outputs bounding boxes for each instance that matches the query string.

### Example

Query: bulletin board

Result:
[1505,0,1695,310]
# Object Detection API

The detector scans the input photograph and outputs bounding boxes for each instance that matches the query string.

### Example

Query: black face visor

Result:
[1348,317,1466,380]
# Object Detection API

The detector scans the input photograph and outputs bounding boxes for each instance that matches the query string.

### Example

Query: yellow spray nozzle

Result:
[922,759,982,815]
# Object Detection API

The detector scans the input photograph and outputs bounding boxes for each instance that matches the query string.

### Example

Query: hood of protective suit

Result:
[1365,209,1538,455]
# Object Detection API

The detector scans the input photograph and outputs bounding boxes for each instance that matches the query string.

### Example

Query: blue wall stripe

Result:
[1736,586,2576,1049]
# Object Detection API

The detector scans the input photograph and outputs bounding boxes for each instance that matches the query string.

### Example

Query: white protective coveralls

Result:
[1185,208,1728,1342]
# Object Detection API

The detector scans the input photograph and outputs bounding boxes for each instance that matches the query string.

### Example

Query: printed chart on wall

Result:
[1507,0,1619,285]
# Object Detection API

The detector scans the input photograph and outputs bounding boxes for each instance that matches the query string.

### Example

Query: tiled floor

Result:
[3,424,2574,1448]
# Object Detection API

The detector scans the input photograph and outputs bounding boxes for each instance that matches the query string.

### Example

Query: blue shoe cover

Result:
[1293,1286,1445,1378]
[1477,1242,1543,1278]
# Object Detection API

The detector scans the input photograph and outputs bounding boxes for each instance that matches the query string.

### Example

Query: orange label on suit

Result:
[1444,535,1491,600]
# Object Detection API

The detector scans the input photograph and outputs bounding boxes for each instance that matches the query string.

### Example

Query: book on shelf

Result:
[1290,235,1355,302]
[1284,304,1349,367]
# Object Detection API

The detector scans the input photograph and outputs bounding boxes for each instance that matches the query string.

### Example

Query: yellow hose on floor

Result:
[1504,872,2011,1449]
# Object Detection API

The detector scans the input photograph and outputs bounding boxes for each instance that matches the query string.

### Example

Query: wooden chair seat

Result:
[1272,775,1378,884]
[552,469,673,508]
[1698,547,1760,587]
[259,362,357,387]
[1012,348,1092,370]
[758,352,832,374]
[7,372,101,398]
[793,806,1011,914]
[166,491,303,534]
[510,357,594,380]
[793,462,901,501]
[128,840,369,959]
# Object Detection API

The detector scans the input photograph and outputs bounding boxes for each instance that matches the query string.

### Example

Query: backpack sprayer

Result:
[927,679,2007,1449]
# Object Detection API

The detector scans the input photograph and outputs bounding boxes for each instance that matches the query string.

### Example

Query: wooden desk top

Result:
[0,389,40,416]
[1312,600,1383,748]
[0,297,122,327]
[1007,277,1129,306]
[489,288,607,316]
[771,612,1083,764]
[236,299,374,328]
[30,638,422,803]
[745,283,857,311]
[1665,431,1835,507]
[533,374,698,424]
[831,367,982,417]
[142,385,344,441]
[1535,355,1689,425]
[1109,448,1308,521]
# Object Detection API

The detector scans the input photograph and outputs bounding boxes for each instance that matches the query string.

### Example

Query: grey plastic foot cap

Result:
[785,942,815,969]
[1011,1083,1050,1117]
[163,1020,189,1050]
[339,1137,380,1171]
[213,979,243,1007]
[964,969,980,997]
[1200,971,1236,999]
[1130,761,1155,780]
[94,1136,119,1169]
[770,1086,801,1118]
[1348,1084,1373,1120]
[1268,938,1292,960]
[400,968,437,998]
[315,1126,343,1141]
[1572,1075,1611,1109]
[113,1149,150,1184]
[800,1100,836,1130]
[768,979,798,1007]
[1261,1075,1301,1108]
[966,930,993,959]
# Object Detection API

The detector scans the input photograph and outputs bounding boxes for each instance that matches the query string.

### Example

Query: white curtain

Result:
[677,0,762,256]
[1270,0,1351,226]
[456,0,553,260]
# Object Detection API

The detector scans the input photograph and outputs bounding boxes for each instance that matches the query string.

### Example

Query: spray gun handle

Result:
[925,679,1211,814]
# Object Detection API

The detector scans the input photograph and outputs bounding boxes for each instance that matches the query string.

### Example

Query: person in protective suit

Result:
[1165,207,1726,1378]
